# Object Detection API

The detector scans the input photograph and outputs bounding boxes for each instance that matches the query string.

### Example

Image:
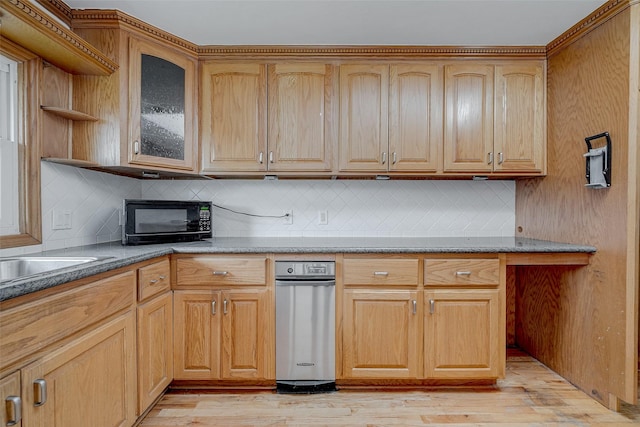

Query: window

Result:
[0,54,19,236]
[0,43,41,249]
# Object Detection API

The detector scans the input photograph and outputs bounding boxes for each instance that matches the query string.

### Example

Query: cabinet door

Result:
[173,290,221,380]
[201,62,267,172]
[342,290,421,379]
[137,291,173,414]
[1,371,22,427]
[424,289,503,379]
[444,64,494,172]
[221,289,273,380]
[21,313,136,427]
[268,63,335,171]
[339,64,389,172]
[389,64,442,172]
[494,62,545,173]
[129,37,197,171]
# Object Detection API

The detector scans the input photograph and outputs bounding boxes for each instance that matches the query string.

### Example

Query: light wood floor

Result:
[141,352,640,426]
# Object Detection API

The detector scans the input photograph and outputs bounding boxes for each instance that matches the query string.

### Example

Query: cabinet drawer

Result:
[175,256,267,287]
[424,259,500,286]
[138,258,171,301]
[343,258,419,286]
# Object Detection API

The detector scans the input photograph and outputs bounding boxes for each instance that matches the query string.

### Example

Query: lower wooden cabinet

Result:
[0,371,22,427]
[424,289,503,379]
[342,290,422,379]
[21,312,137,427]
[137,291,173,414]
[173,289,273,381]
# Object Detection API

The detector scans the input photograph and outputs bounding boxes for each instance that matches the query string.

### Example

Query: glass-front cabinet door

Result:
[129,37,196,171]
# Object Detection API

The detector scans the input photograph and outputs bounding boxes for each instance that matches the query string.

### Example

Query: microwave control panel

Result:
[199,207,211,231]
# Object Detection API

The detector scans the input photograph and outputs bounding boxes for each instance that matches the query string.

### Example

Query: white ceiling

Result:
[65,0,606,46]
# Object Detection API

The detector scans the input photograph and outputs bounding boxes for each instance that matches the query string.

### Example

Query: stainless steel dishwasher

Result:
[275,260,336,393]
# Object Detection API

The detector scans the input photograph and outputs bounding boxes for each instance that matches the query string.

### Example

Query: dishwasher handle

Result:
[275,280,335,287]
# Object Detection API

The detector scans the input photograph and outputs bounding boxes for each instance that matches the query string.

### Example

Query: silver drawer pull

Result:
[159,275,166,280]
[33,379,47,407]
[373,271,389,276]
[5,395,21,426]
[212,271,228,276]
[455,271,472,276]
[149,279,158,284]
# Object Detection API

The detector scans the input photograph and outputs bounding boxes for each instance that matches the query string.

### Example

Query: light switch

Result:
[52,210,72,230]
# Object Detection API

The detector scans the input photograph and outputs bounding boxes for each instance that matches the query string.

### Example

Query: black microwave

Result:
[122,199,212,245]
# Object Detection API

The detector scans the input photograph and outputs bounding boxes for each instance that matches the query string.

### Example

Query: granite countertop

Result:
[0,236,596,302]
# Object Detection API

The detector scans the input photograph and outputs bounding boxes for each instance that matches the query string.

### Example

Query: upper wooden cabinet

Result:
[71,25,198,175]
[494,63,546,173]
[200,63,267,172]
[339,64,389,172]
[268,63,335,171]
[389,64,442,172]
[339,63,442,173]
[201,62,335,174]
[128,37,197,171]
[444,61,546,175]
[443,63,495,173]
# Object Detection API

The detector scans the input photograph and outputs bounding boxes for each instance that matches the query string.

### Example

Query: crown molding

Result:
[1,0,118,75]
[197,45,547,60]
[33,0,72,26]
[546,0,635,57]
[71,9,199,56]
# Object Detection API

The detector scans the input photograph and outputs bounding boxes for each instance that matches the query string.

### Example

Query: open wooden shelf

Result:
[41,106,98,121]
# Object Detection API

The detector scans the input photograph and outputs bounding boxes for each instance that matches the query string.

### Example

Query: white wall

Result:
[0,163,515,256]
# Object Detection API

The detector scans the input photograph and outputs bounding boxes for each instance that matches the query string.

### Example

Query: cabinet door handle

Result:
[211,300,216,315]
[455,271,472,276]
[373,271,389,277]
[392,152,397,165]
[5,395,22,426]
[381,152,387,165]
[498,152,504,165]
[134,140,140,155]
[269,151,274,163]
[429,299,435,314]
[212,271,228,276]
[258,152,264,164]
[223,299,228,314]
[487,152,494,165]
[412,300,417,315]
[33,379,47,407]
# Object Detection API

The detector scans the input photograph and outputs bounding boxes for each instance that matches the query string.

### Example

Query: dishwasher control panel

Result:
[275,261,335,280]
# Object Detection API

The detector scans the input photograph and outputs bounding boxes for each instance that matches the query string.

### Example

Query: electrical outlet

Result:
[318,210,328,225]
[52,210,72,230]
[283,209,293,225]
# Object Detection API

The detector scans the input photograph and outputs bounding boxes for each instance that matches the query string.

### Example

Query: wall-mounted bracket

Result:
[583,132,611,189]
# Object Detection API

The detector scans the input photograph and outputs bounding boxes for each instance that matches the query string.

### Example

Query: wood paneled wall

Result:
[515,3,639,408]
